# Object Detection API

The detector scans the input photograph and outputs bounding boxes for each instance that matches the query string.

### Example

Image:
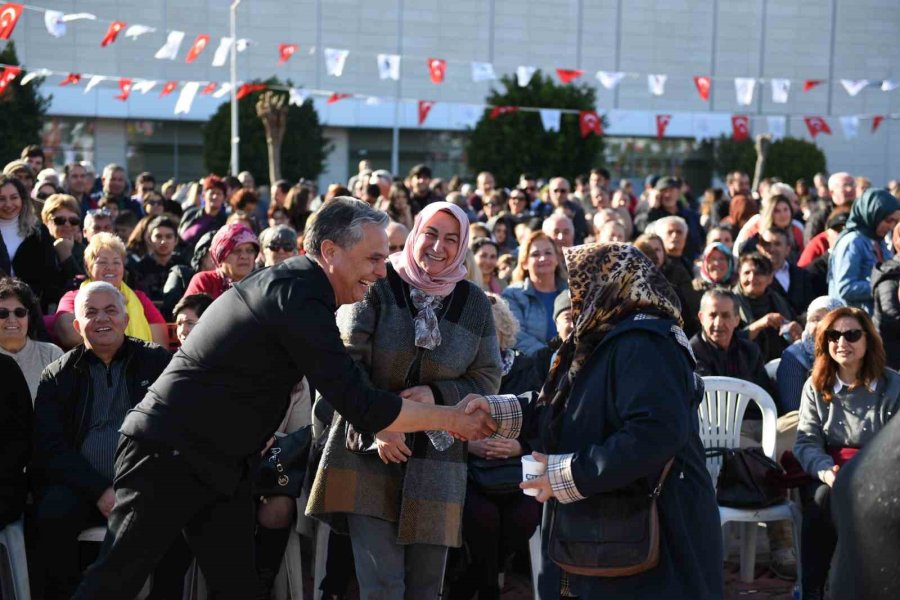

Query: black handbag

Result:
[255,426,312,499]
[705,446,786,508]
[467,456,523,495]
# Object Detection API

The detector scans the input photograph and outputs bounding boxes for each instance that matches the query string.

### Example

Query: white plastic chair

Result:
[0,518,31,600]
[764,358,781,386]
[528,526,541,600]
[697,376,802,585]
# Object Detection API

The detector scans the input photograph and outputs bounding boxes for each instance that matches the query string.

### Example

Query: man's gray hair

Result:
[75,281,126,319]
[102,163,126,180]
[303,196,390,257]
[371,169,392,183]
[649,215,688,234]
[700,287,740,315]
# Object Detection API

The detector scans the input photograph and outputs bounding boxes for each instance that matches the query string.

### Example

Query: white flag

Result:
[596,71,625,90]
[647,74,667,96]
[175,82,200,115]
[44,10,66,37]
[325,48,349,77]
[21,69,51,85]
[212,83,233,99]
[61,13,96,22]
[840,115,859,139]
[155,31,184,60]
[84,76,104,94]
[235,39,251,53]
[840,79,870,97]
[211,37,234,67]
[288,88,308,106]
[125,25,155,40]
[377,54,400,80]
[539,109,561,132]
[132,80,156,94]
[770,78,790,103]
[516,65,536,87]
[471,62,496,83]
[882,80,899,92]
[365,96,383,105]
[767,115,786,140]
[734,77,756,106]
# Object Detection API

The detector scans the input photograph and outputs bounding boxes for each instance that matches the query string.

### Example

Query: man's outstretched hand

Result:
[449,394,496,441]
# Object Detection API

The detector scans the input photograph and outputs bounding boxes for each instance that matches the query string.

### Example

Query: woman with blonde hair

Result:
[735,193,805,254]
[41,193,87,281]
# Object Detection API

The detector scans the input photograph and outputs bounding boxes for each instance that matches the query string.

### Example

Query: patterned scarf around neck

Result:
[410,287,444,350]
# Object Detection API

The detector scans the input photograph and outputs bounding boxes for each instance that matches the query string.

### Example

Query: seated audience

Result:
[162,229,216,314]
[472,237,505,293]
[692,242,736,295]
[83,208,115,241]
[757,226,815,316]
[734,253,801,363]
[172,293,213,345]
[184,223,259,300]
[651,216,701,336]
[258,225,299,267]
[128,216,186,320]
[41,193,87,283]
[0,353,31,530]
[179,175,229,250]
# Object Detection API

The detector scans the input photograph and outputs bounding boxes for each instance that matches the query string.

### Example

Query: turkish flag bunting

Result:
[418,100,435,125]
[732,115,750,141]
[159,81,178,97]
[489,106,519,119]
[556,69,583,84]
[0,3,24,40]
[236,83,266,100]
[803,80,824,92]
[579,111,603,137]
[326,92,351,104]
[427,58,446,84]
[101,21,126,47]
[693,76,711,101]
[0,65,20,94]
[185,34,210,63]
[278,44,298,65]
[60,73,82,86]
[200,82,217,95]
[114,78,132,101]
[656,114,672,139]
[872,115,885,133]
[804,116,832,138]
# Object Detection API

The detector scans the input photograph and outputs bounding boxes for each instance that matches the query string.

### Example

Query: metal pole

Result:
[391,0,404,175]
[756,0,767,116]
[229,0,242,176]
[826,0,838,116]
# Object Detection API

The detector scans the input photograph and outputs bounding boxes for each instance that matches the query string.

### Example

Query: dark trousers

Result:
[73,436,266,600]
[449,482,542,600]
[800,482,836,599]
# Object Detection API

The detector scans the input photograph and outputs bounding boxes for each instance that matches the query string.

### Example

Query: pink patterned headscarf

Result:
[209,223,260,267]
[389,201,470,297]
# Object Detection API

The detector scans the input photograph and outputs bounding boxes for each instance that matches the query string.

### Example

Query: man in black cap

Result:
[408,164,442,214]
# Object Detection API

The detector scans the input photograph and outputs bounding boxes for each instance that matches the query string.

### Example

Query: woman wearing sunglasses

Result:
[794,306,900,600]
[41,193,88,282]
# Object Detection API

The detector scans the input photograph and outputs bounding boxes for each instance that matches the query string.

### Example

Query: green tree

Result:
[0,42,51,164]
[203,79,329,184]
[711,135,826,185]
[465,71,605,186]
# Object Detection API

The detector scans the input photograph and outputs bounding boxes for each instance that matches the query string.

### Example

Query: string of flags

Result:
[1,1,898,105]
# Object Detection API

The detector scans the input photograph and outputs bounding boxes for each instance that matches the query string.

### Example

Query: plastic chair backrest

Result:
[697,376,778,482]
[764,359,781,385]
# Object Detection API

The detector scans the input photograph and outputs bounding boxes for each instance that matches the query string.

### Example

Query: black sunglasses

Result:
[825,329,864,343]
[52,216,81,226]
[0,307,28,319]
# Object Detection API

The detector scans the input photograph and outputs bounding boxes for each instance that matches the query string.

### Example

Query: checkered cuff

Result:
[548,453,585,504]
[484,394,522,440]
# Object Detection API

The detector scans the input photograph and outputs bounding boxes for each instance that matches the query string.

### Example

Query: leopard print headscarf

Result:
[538,243,683,414]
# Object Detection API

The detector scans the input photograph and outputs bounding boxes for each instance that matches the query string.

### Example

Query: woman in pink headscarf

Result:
[184,223,259,300]
[307,201,502,599]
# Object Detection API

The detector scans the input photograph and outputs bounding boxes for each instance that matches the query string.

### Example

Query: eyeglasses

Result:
[0,307,28,319]
[52,216,81,226]
[825,329,864,344]
[267,244,295,252]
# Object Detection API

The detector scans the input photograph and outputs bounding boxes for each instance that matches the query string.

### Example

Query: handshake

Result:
[397,387,497,442]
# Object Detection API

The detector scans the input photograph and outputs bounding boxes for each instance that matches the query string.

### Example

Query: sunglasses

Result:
[0,307,28,319]
[267,244,295,252]
[52,216,81,226]
[825,329,864,343]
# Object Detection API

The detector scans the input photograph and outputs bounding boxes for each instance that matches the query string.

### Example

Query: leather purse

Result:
[547,458,674,577]
[705,446,785,508]
[467,456,523,495]
[254,426,312,499]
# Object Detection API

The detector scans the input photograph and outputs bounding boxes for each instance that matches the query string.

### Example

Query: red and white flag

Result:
[427,58,446,84]
[236,83,266,100]
[100,21,126,47]
[803,80,824,92]
[804,116,831,138]
[278,44,298,65]
[185,35,210,64]
[647,74,667,96]
[200,82,217,95]
[159,81,178,97]
[693,76,711,101]
[0,3,23,40]
[556,69,583,84]
[326,92,351,104]
[731,115,750,141]
[872,115,885,133]
[489,105,518,119]
[656,114,672,139]
[418,100,435,125]
[0,65,20,94]
[114,78,132,101]
[579,111,603,137]
[59,73,82,86]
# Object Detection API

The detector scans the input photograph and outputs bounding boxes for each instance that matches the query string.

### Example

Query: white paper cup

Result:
[521,455,547,496]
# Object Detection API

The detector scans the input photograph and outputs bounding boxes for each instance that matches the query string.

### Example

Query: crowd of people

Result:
[2,143,900,600]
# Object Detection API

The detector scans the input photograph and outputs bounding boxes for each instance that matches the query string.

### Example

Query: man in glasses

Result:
[758,227,815,315]
[259,224,299,267]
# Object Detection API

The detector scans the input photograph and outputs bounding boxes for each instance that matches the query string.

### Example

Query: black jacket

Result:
[689,332,775,415]
[770,261,816,317]
[9,224,67,310]
[31,338,172,501]
[872,257,900,369]
[120,255,403,494]
[0,355,32,527]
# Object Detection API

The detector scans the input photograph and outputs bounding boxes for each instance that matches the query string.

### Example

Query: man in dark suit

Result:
[758,226,815,316]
